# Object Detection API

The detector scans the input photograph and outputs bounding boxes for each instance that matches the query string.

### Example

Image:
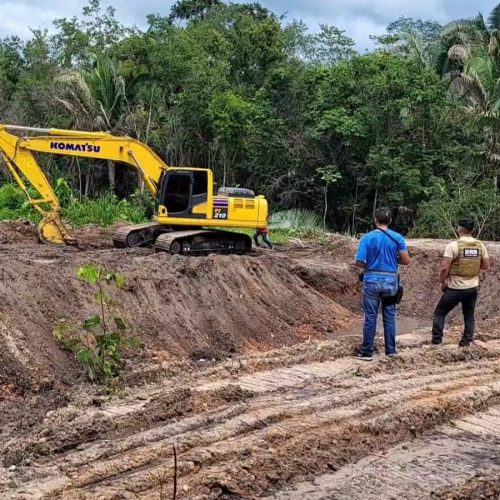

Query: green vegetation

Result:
[53,264,139,384]
[269,209,327,242]
[0,182,148,227]
[0,184,33,221]
[0,0,499,239]
[63,194,146,227]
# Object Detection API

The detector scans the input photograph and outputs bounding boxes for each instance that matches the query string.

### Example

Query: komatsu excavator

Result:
[0,124,268,254]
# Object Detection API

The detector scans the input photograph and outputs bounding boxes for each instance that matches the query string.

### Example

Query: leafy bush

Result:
[0,183,25,209]
[412,182,499,240]
[63,193,147,227]
[0,182,148,227]
[130,189,155,219]
[53,264,139,384]
[268,208,327,242]
[0,183,37,221]
[270,209,323,231]
[54,177,76,206]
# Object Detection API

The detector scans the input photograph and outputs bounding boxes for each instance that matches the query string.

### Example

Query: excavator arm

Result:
[0,124,168,245]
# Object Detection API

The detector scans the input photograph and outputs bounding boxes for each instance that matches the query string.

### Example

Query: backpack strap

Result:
[378,228,400,250]
[365,229,400,278]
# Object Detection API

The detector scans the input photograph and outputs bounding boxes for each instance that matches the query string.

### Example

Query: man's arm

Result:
[399,251,410,265]
[396,235,410,265]
[439,257,453,284]
[481,244,490,270]
[440,242,456,289]
[354,236,367,269]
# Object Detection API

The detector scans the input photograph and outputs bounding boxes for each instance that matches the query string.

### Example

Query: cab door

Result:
[158,169,208,219]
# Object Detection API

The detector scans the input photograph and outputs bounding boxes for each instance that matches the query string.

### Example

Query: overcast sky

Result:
[0,0,498,50]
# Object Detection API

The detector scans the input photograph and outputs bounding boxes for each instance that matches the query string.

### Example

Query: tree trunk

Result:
[352,178,359,235]
[138,173,145,194]
[323,186,328,229]
[85,172,91,197]
[108,160,116,192]
[372,186,378,217]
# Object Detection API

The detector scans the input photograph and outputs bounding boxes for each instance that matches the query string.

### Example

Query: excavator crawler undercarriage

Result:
[112,224,252,255]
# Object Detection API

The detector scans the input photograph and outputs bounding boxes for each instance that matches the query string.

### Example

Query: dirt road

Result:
[0,222,499,499]
[2,331,499,499]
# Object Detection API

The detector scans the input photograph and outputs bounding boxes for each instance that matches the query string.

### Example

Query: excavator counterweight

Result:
[0,124,268,254]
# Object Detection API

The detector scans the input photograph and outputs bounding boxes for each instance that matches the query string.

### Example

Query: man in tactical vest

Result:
[431,218,490,346]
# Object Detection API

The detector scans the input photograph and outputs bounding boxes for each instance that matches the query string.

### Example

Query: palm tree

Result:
[437,5,500,75]
[55,53,147,190]
[397,30,438,69]
[437,4,500,190]
[448,54,500,188]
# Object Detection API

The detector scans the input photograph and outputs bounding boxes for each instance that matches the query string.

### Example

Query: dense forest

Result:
[0,0,499,238]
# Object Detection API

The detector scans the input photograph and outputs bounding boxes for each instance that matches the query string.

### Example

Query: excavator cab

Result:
[157,169,208,219]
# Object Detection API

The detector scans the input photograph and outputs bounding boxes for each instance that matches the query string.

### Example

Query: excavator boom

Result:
[0,124,267,254]
[0,124,166,245]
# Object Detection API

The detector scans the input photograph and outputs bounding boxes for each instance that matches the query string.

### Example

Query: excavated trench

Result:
[0,221,499,499]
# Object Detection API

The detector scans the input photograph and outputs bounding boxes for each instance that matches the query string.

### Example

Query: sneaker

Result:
[386,353,398,358]
[458,339,471,347]
[355,353,373,361]
[431,340,442,345]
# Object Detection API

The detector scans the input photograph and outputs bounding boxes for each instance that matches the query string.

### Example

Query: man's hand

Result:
[441,281,448,293]
[439,257,453,285]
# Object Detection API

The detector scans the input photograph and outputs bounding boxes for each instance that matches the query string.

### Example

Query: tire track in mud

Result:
[2,334,500,499]
[270,406,500,500]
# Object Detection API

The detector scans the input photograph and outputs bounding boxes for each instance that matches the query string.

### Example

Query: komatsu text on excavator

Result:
[0,124,268,254]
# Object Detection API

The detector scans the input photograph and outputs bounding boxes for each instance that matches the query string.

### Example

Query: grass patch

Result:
[0,182,148,227]
[63,194,147,227]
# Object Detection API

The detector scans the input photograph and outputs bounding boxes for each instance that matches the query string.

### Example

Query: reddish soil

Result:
[0,221,498,499]
[0,222,353,393]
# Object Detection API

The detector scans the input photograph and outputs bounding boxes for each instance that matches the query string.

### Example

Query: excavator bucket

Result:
[38,210,77,246]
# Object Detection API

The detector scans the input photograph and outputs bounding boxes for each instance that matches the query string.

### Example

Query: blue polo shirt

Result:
[355,229,407,276]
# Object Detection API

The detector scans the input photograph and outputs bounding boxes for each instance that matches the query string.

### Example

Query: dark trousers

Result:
[254,232,273,249]
[431,287,478,343]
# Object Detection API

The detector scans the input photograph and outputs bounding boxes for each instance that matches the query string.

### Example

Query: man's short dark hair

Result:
[374,207,392,225]
[458,218,475,232]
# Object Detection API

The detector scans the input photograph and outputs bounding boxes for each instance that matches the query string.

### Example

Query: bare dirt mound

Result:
[282,237,500,323]
[0,222,351,392]
[1,223,499,499]
[0,220,38,245]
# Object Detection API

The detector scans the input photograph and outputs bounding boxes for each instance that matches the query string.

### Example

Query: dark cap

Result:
[458,218,475,231]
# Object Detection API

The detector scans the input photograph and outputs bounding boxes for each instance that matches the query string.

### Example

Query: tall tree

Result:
[169,0,222,22]
[55,53,147,190]
[439,4,500,190]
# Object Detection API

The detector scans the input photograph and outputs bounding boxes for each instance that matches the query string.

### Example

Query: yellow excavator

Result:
[0,124,268,254]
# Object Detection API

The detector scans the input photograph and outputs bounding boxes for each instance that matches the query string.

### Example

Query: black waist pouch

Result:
[382,280,404,306]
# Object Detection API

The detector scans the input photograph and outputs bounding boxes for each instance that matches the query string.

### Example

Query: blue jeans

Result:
[361,276,398,356]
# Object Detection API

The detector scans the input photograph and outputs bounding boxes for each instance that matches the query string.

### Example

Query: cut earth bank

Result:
[0,221,498,499]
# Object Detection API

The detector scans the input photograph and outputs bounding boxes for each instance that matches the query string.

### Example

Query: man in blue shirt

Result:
[354,207,410,361]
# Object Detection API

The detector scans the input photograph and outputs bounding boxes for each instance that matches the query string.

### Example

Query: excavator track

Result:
[154,229,252,255]
[112,222,167,248]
